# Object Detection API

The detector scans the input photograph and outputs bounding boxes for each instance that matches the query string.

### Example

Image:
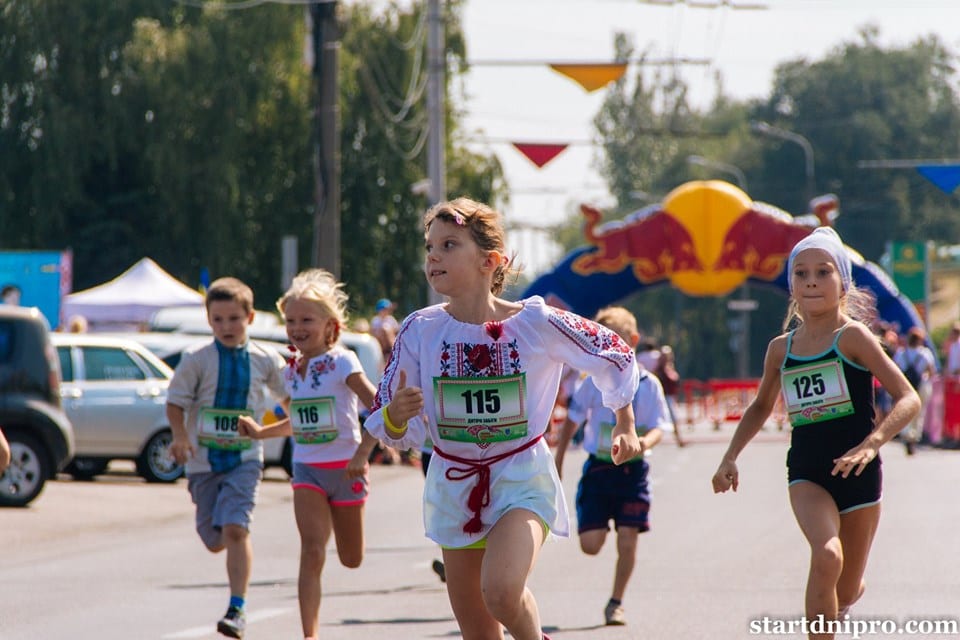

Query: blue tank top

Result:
[781,327,875,469]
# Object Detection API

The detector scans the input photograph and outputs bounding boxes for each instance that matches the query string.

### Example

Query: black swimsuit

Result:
[781,328,882,513]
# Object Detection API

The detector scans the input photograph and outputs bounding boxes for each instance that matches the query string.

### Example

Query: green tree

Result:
[753,27,960,259]
[1,1,504,316]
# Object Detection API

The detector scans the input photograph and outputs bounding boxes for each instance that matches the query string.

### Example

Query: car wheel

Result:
[0,432,51,507]
[65,457,110,481]
[136,430,184,483]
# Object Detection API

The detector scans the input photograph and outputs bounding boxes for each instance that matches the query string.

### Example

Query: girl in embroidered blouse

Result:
[239,269,379,640]
[363,198,642,640]
[712,228,919,639]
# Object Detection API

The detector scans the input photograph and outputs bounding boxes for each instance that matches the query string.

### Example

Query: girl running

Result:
[364,197,642,640]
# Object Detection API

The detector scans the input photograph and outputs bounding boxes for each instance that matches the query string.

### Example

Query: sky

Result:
[454,0,960,274]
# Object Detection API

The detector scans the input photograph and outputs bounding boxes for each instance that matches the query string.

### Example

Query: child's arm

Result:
[833,324,921,478]
[238,413,292,440]
[712,335,786,493]
[640,426,664,453]
[345,372,380,478]
[553,416,580,479]
[610,403,641,465]
[166,403,196,464]
[382,370,424,440]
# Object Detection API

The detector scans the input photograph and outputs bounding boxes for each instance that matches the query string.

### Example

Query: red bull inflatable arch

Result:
[523,180,924,334]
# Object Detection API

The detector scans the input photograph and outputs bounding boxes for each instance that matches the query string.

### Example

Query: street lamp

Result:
[686,155,748,191]
[750,120,815,203]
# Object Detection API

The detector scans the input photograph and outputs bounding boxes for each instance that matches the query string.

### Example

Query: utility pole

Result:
[426,0,446,305]
[310,1,341,277]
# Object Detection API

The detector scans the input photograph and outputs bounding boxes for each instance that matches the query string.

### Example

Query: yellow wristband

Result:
[383,407,408,436]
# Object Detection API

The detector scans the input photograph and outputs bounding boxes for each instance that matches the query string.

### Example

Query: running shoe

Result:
[217,606,246,639]
[604,602,626,626]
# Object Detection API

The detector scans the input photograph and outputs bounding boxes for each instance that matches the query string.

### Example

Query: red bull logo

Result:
[573,180,818,297]
[572,204,703,281]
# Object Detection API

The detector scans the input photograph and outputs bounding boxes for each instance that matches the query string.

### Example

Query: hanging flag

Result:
[549,63,628,92]
[916,164,960,194]
[512,142,570,169]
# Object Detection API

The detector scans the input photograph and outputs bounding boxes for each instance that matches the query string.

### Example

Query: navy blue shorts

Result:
[575,455,651,533]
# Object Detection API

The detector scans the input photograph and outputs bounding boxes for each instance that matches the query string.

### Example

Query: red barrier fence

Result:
[681,378,786,430]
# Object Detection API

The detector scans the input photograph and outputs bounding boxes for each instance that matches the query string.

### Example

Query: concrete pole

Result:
[310,2,341,277]
[426,0,446,305]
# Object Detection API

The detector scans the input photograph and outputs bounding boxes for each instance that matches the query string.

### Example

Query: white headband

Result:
[787,227,852,293]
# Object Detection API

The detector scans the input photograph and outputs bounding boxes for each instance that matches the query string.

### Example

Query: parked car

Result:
[147,305,385,383]
[109,326,384,476]
[52,333,183,482]
[0,306,75,506]
[98,331,295,476]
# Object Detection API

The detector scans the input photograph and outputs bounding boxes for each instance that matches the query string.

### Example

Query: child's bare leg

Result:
[442,547,503,640]
[612,527,639,601]
[482,508,546,640]
[294,488,333,639]
[789,482,842,640]
[222,524,252,602]
[836,504,880,614]
[578,528,607,555]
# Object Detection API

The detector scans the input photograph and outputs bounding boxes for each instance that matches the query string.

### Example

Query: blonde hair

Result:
[593,306,638,343]
[782,285,877,332]
[276,269,349,346]
[423,197,520,295]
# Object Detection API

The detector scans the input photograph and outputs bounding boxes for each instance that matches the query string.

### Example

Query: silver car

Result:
[52,334,182,482]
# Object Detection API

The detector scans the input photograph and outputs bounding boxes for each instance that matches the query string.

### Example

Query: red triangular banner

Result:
[512,142,569,169]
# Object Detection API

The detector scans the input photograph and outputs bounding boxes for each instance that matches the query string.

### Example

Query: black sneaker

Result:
[217,606,245,639]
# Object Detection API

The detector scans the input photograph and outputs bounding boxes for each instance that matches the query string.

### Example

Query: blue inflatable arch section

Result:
[523,245,925,336]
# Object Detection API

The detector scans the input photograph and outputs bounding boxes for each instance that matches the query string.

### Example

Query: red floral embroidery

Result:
[286,344,299,369]
[485,321,504,341]
[465,344,493,371]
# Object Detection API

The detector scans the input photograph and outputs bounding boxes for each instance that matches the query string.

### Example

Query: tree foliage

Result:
[0,0,503,317]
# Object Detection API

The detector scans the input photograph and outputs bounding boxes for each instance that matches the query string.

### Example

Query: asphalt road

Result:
[2,421,958,640]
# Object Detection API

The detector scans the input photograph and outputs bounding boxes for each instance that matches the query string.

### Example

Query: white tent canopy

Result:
[63,258,203,329]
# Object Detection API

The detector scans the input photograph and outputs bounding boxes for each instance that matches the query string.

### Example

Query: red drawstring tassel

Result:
[434,435,543,535]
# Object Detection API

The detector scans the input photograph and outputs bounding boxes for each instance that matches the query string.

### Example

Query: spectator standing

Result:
[635,337,660,372]
[370,298,399,361]
[653,345,688,446]
[894,326,937,454]
[1,284,21,306]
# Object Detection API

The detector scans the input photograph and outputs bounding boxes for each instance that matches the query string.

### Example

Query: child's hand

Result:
[169,436,196,464]
[712,459,739,493]
[386,370,424,427]
[346,450,370,479]
[832,444,878,479]
[237,415,263,439]
[611,431,642,465]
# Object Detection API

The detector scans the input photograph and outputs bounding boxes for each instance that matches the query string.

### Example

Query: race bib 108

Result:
[198,408,254,450]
